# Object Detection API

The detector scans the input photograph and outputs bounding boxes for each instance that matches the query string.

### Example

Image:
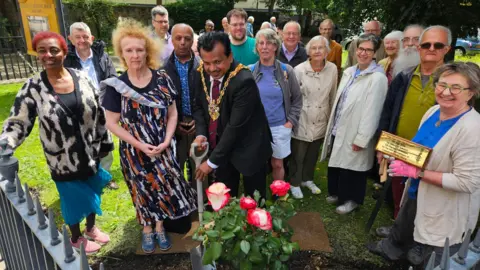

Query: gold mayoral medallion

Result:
[376,131,432,169]
[197,61,248,121]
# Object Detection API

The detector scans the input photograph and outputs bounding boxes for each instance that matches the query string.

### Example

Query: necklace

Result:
[197,62,247,121]
[435,106,470,127]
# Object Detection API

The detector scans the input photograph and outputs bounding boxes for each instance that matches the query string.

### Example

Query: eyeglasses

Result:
[230,23,245,28]
[420,42,447,50]
[357,47,375,55]
[284,32,299,37]
[435,82,470,95]
[402,37,420,44]
[257,40,275,47]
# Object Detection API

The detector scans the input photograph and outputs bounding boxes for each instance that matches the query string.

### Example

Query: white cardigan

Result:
[411,105,480,247]
[320,63,388,171]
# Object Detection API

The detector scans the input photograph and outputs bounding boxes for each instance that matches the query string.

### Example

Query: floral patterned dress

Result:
[102,69,197,226]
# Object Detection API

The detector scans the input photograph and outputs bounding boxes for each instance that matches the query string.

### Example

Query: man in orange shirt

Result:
[319,19,342,76]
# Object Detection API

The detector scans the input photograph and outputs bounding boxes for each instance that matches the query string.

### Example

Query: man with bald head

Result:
[319,19,343,75]
[164,23,201,180]
[345,20,387,67]
[368,25,452,266]
[278,21,308,67]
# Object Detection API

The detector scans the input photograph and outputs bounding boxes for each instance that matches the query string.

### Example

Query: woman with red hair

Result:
[1,31,113,254]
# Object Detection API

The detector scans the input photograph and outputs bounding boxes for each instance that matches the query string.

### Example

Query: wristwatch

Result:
[417,170,425,179]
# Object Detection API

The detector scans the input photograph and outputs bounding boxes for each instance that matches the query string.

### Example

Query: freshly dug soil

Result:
[93,250,411,270]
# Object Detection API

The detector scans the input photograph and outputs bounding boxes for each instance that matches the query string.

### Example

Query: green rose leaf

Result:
[202,245,214,265]
[241,240,251,255]
[273,260,283,269]
[248,249,263,264]
[240,260,252,270]
[279,254,290,262]
[221,231,235,240]
[253,190,261,202]
[205,230,220,238]
[211,241,222,261]
[282,244,293,254]
[203,211,213,221]
[273,218,283,231]
[233,241,242,255]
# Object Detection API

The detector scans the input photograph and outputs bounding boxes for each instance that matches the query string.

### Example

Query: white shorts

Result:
[270,125,292,159]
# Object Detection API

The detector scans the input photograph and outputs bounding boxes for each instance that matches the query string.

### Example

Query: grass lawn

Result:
[2,54,479,267]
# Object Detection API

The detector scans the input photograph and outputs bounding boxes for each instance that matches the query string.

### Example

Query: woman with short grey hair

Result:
[321,33,388,214]
[379,30,403,85]
[249,28,302,181]
[289,35,338,199]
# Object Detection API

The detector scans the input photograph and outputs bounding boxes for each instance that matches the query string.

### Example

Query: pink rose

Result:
[206,182,231,211]
[247,208,272,230]
[270,180,291,197]
[240,196,257,210]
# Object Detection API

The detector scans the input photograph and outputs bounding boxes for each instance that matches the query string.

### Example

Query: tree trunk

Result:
[303,10,312,36]
[156,0,162,5]
[268,0,275,16]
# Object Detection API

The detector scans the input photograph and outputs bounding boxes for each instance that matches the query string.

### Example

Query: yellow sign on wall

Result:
[18,0,63,55]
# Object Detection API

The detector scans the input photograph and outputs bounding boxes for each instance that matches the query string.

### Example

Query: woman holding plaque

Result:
[102,19,197,254]
[380,62,480,267]
[320,33,388,214]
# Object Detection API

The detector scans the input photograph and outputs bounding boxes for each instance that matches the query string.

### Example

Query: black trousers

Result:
[327,166,368,205]
[215,161,267,199]
[381,196,417,260]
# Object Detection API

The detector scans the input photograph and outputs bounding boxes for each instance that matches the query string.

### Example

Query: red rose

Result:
[240,196,257,210]
[206,182,231,211]
[270,180,291,197]
[247,208,272,230]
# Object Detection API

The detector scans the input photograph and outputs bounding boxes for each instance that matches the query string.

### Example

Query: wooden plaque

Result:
[376,131,432,169]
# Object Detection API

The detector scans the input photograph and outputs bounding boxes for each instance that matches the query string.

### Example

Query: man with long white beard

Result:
[392,25,424,76]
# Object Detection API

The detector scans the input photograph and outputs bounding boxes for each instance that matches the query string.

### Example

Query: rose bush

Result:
[193,180,298,270]
[270,180,291,197]
[206,182,231,211]
[239,196,257,210]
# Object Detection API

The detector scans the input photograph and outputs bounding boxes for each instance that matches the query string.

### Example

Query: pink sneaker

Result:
[70,237,101,255]
[84,226,110,245]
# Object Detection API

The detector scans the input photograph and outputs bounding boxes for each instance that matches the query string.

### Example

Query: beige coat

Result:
[410,105,480,247]
[292,60,338,142]
[320,63,388,171]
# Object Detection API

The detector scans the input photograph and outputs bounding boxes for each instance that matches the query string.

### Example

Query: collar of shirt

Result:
[282,43,298,55]
[174,52,192,65]
[209,76,225,99]
[75,48,94,63]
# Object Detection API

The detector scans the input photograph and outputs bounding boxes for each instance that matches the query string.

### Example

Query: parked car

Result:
[307,20,343,43]
[455,36,480,56]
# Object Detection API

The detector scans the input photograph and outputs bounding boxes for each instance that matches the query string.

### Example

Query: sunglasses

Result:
[419,42,447,50]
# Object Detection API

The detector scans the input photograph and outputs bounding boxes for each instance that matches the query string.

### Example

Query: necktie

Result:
[208,79,221,149]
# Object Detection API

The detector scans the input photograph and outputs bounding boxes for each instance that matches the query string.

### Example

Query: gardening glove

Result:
[388,160,420,178]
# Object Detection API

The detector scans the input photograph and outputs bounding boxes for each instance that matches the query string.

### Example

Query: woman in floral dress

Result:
[102,19,197,254]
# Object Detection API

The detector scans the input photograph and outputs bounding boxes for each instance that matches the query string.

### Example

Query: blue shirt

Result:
[174,54,192,116]
[408,107,472,199]
[282,43,298,62]
[257,64,286,127]
[76,49,99,88]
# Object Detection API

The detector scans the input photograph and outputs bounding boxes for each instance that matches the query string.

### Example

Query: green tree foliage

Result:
[63,0,122,42]
[165,0,231,33]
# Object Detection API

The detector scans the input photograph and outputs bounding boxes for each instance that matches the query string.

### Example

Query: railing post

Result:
[15,172,25,203]
[440,238,450,270]
[0,139,18,193]
[48,209,61,246]
[35,196,48,230]
[454,229,472,265]
[62,224,75,263]
[425,251,436,270]
[25,183,36,215]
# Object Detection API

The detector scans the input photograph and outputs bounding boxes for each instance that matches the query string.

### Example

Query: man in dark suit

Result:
[193,32,272,198]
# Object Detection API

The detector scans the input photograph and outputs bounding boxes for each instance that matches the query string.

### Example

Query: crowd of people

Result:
[1,5,480,268]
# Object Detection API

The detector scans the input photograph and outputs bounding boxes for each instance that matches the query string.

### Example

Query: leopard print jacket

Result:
[1,68,113,181]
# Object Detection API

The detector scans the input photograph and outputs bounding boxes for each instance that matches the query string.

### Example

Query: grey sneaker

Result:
[407,243,433,265]
[326,195,338,204]
[375,226,392,238]
[336,200,358,214]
